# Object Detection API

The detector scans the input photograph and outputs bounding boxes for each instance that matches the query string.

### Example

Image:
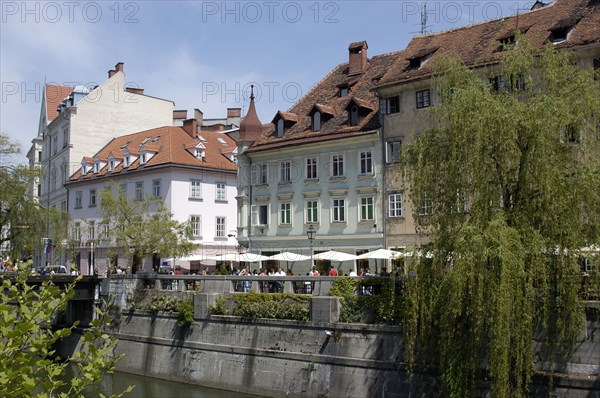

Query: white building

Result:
[66,118,238,275]
[27,63,175,265]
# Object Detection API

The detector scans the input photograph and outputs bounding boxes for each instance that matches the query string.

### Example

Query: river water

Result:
[67,366,264,398]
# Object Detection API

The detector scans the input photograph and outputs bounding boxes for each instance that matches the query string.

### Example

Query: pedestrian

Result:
[328,267,338,277]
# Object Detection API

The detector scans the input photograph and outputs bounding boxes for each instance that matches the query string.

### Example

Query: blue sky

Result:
[1,0,533,163]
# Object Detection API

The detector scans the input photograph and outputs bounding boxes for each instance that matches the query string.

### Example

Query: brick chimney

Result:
[194,108,204,128]
[125,87,144,95]
[227,108,241,118]
[182,118,197,138]
[348,41,368,75]
[108,62,125,78]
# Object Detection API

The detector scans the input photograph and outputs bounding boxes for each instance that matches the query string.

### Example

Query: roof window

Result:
[217,137,227,145]
[549,25,574,44]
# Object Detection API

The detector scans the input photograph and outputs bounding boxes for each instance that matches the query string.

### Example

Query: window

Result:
[119,183,127,197]
[490,75,506,92]
[196,149,204,161]
[216,182,226,200]
[385,96,400,114]
[360,197,374,221]
[190,215,201,237]
[389,193,403,217]
[141,153,147,164]
[280,160,291,182]
[108,160,114,171]
[332,198,346,222]
[549,26,572,43]
[312,111,321,131]
[53,136,58,155]
[37,151,42,162]
[387,141,401,163]
[124,155,130,167]
[280,202,291,225]
[349,105,359,126]
[94,162,100,174]
[216,217,226,237]
[251,204,269,226]
[75,191,82,208]
[416,89,430,108]
[152,179,161,197]
[190,180,202,199]
[37,184,41,197]
[338,86,349,97]
[89,189,96,207]
[73,222,81,241]
[360,151,373,174]
[306,157,318,180]
[306,200,318,224]
[135,181,144,201]
[419,193,433,216]
[331,154,344,177]
[276,118,284,138]
[62,129,68,149]
[101,223,110,239]
[259,163,268,184]
[88,221,95,240]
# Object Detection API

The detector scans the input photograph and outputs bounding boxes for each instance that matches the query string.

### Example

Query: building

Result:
[66,116,238,275]
[375,0,600,250]
[236,43,404,274]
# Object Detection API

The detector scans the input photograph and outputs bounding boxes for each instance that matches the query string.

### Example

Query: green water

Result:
[66,366,264,398]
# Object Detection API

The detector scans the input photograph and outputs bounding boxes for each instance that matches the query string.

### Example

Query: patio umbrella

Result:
[268,252,310,262]
[238,252,270,262]
[268,252,310,273]
[313,250,357,262]
[356,248,402,260]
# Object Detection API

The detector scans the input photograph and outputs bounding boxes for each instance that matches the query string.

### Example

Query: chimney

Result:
[125,87,144,95]
[348,41,368,75]
[182,118,197,138]
[108,69,116,78]
[194,108,204,127]
[227,108,241,118]
[115,62,124,73]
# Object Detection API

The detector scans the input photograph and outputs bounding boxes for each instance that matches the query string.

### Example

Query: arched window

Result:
[349,105,359,126]
[276,118,285,137]
[312,111,321,131]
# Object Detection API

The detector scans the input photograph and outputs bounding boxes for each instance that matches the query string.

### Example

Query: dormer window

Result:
[338,86,349,97]
[108,160,115,171]
[549,25,574,44]
[94,162,101,174]
[124,155,131,167]
[196,149,205,161]
[276,118,284,138]
[140,153,147,164]
[312,111,321,131]
[407,51,435,70]
[349,105,359,126]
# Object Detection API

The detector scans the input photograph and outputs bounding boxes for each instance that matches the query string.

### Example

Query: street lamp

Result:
[307,225,316,269]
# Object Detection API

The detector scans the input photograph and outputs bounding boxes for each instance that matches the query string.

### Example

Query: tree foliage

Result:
[99,182,195,273]
[0,265,132,397]
[401,44,600,397]
[0,133,69,261]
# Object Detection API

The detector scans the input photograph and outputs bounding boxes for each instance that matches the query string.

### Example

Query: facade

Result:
[27,63,175,266]
[66,118,238,275]
[375,0,600,250]
[236,43,404,274]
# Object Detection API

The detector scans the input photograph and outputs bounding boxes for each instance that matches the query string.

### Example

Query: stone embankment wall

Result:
[58,277,599,398]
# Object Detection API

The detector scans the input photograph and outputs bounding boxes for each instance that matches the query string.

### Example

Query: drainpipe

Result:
[380,98,387,250]
[247,154,253,254]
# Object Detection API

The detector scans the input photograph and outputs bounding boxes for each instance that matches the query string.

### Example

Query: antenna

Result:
[421,1,430,35]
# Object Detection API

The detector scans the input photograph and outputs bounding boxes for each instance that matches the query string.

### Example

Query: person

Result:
[309,266,319,276]
[272,267,286,293]
[239,265,250,292]
[201,267,209,275]
[328,267,338,277]
[380,267,390,277]
[349,268,357,277]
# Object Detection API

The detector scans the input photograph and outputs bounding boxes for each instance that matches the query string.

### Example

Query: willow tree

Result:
[99,182,195,273]
[401,44,600,397]
[0,133,69,261]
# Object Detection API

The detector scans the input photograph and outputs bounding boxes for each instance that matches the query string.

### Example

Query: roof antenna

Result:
[421,1,431,35]
[250,84,255,100]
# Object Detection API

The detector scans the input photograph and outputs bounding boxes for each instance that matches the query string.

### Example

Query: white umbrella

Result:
[357,248,402,260]
[238,252,270,262]
[268,252,310,261]
[313,250,357,262]
[219,253,241,262]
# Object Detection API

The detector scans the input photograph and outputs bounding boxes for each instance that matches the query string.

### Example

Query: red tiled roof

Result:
[45,84,73,122]
[247,49,405,153]
[378,0,600,87]
[70,126,236,181]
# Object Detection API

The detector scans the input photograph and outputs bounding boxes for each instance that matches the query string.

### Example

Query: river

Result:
[65,365,265,398]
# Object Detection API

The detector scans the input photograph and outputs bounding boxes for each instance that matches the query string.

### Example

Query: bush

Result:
[209,292,310,322]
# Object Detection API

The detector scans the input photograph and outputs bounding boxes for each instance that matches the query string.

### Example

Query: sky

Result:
[1,0,534,163]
